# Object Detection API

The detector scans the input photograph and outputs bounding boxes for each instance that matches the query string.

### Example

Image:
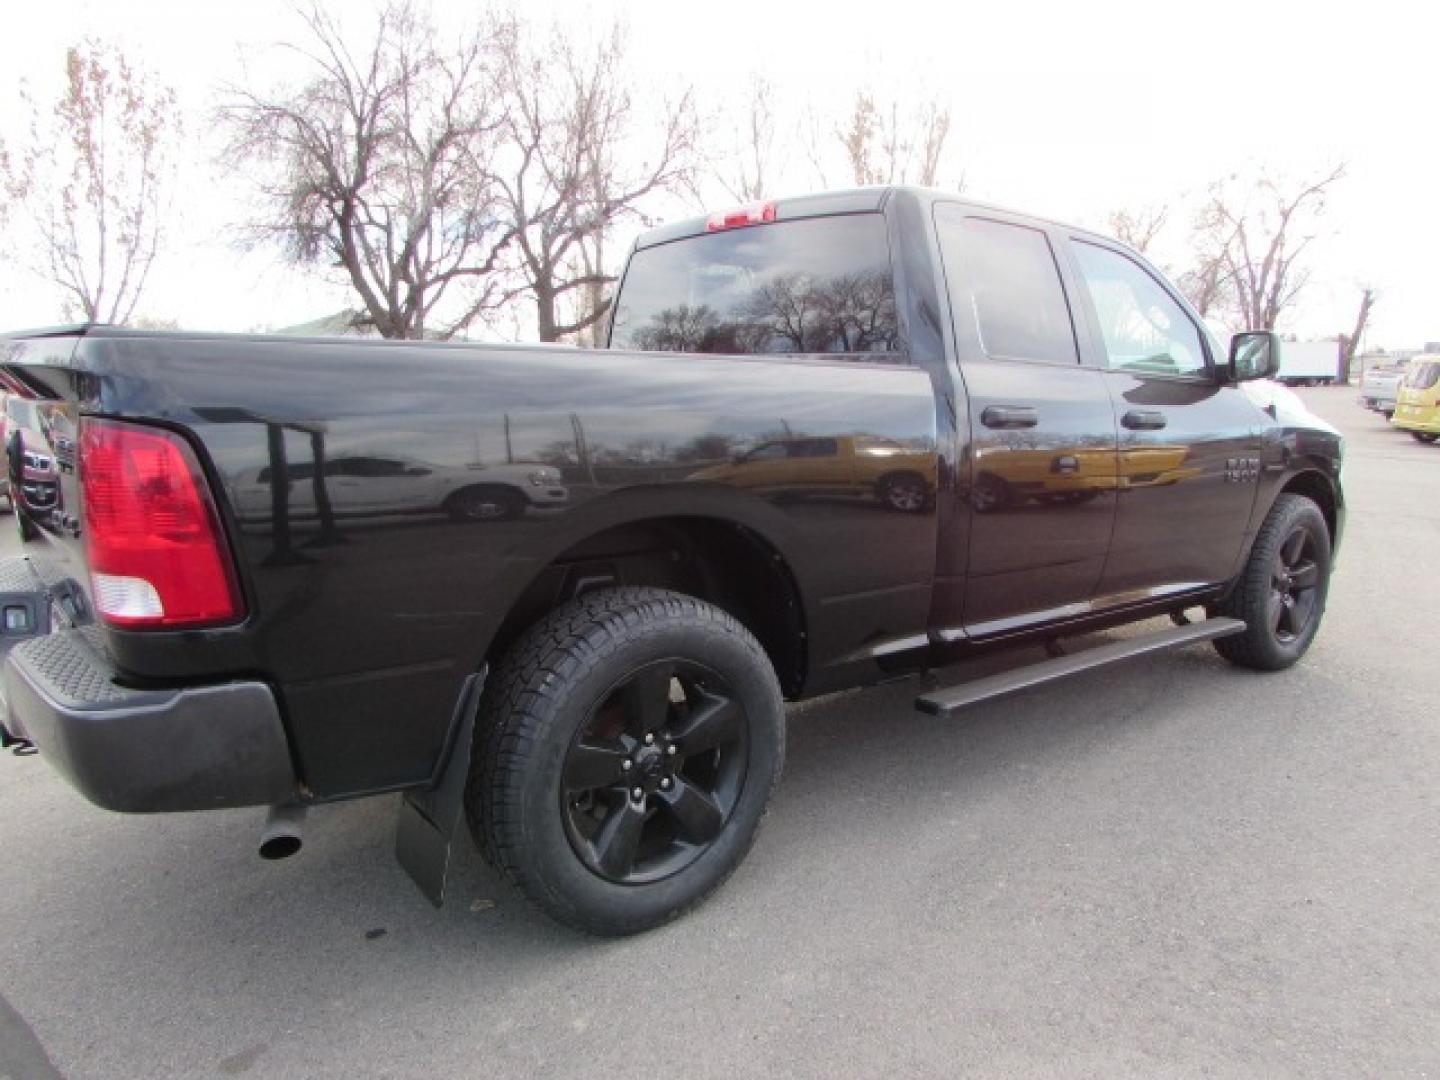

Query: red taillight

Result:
[705,201,777,232]
[79,418,244,629]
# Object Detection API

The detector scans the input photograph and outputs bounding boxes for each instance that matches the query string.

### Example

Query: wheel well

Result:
[876,468,926,489]
[486,517,806,696]
[1280,470,1337,541]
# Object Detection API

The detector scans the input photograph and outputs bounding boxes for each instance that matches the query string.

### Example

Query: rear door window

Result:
[610,214,901,360]
[933,208,1079,365]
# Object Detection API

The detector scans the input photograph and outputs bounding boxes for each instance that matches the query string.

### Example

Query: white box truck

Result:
[1275,340,1340,386]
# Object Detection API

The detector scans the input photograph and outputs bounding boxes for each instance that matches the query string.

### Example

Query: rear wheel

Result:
[1410,431,1438,444]
[1212,493,1331,671]
[467,587,785,935]
[445,485,525,522]
[878,472,927,513]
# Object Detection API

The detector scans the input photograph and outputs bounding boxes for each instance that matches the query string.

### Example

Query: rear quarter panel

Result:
[13,334,938,797]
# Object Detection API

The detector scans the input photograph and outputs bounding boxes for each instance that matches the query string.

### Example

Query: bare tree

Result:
[830,91,953,188]
[1205,164,1346,330]
[222,3,512,340]
[1107,205,1168,254]
[493,20,698,344]
[716,74,778,203]
[1176,197,1236,322]
[1339,287,1376,384]
[0,137,11,229]
[1,42,178,324]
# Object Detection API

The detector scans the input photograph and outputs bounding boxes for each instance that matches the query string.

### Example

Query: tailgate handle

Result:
[981,406,1039,430]
[1122,409,1167,430]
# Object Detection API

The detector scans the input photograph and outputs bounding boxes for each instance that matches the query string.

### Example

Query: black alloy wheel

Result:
[1269,525,1321,644]
[562,659,748,884]
[1213,493,1331,671]
[468,587,785,935]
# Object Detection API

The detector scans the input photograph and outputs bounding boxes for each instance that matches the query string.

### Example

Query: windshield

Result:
[610,214,901,360]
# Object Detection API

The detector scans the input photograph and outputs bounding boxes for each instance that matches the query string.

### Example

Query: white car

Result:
[232,455,568,522]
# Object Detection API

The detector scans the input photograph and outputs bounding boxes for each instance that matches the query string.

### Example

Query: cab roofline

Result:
[633,185,1107,251]
[0,323,95,340]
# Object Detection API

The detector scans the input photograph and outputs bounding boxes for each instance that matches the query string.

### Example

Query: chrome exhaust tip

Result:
[259,803,307,860]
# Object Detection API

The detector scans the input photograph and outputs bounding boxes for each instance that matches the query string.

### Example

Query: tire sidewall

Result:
[1239,497,1332,668]
[494,605,784,933]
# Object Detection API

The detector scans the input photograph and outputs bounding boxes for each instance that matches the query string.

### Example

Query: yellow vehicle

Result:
[1391,355,1440,443]
[972,444,1199,511]
[689,434,935,512]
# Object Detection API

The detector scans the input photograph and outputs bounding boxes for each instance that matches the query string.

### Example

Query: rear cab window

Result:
[610,214,902,361]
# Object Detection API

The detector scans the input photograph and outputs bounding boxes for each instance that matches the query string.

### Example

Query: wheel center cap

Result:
[636,746,665,786]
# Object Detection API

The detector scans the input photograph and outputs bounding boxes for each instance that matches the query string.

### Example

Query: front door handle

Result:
[1122,409,1167,430]
[981,405,1039,430]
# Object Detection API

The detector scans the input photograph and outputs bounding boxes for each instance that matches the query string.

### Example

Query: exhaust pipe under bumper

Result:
[259,803,307,860]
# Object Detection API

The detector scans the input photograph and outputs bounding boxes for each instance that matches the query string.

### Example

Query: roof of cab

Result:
[633,185,1106,251]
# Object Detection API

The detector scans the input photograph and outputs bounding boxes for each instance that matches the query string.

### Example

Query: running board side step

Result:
[915,617,1246,717]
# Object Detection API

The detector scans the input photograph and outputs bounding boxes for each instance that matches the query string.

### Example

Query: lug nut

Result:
[631,787,643,800]
[666,744,678,756]
[621,758,633,771]
[660,778,672,790]
[644,732,655,745]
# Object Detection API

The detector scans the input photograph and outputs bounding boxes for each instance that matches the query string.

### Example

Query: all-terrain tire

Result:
[1212,493,1331,671]
[465,587,785,935]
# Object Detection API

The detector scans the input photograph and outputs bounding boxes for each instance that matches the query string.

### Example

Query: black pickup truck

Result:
[0,187,1343,935]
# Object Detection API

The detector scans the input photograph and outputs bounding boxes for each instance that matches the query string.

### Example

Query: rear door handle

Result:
[1121,409,1167,430]
[981,405,1039,430]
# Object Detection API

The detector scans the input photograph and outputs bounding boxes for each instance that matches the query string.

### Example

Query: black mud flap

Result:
[394,667,486,907]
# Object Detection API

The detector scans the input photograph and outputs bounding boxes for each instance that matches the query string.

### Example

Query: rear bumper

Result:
[1,599,297,813]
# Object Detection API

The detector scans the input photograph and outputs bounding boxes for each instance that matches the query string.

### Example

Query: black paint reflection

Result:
[971,443,1198,512]
[689,434,934,513]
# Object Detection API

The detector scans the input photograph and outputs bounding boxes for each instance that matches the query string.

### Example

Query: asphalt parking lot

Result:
[2,387,1437,1079]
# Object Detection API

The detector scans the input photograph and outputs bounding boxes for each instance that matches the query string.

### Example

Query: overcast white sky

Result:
[0,0,1431,349]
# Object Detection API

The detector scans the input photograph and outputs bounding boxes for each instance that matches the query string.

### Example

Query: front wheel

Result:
[1410,431,1439,444]
[467,587,785,935]
[1212,493,1331,671]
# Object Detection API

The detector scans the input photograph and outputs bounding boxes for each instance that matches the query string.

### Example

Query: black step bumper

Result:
[0,580,297,812]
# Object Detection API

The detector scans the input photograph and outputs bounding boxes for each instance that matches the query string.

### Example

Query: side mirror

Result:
[1227,331,1281,382]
